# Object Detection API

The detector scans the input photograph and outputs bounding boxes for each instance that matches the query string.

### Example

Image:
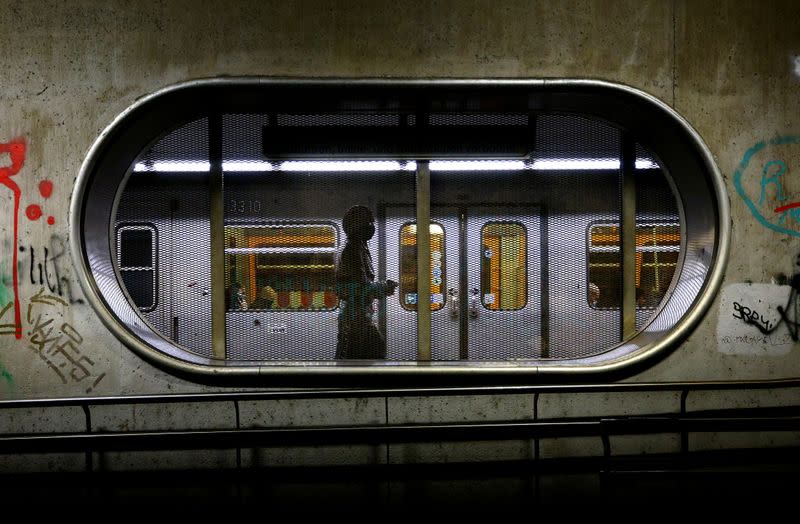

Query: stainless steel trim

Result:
[70,77,731,380]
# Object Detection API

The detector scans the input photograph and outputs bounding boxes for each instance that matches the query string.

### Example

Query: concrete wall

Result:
[1,0,799,465]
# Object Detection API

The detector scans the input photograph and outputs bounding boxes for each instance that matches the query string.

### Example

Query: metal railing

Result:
[1,378,799,473]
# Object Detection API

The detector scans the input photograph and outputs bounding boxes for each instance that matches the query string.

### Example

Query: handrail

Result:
[2,379,798,473]
[1,409,798,454]
[0,412,800,454]
[1,377,799,409]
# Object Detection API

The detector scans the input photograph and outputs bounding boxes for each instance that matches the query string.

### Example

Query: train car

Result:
[108,82,693,369]
[1,1,799,506]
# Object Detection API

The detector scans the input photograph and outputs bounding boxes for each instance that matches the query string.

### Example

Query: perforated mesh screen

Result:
[537,114,623,358]
[115,118,212,358]
[111,108,681,363]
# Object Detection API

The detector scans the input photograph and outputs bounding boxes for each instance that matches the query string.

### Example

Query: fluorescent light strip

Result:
[223,161,274,171]
[133,161,210,172]
[429,160,525,171]
[225,247,337,254]
[532,159,659,170]
[281,161,404,172]
[134,158,660,173]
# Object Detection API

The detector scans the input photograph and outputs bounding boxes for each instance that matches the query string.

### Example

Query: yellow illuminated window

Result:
[399,223,446,311]
[587,223,680,309]
[480,222,527,311]
[224,224,338,311]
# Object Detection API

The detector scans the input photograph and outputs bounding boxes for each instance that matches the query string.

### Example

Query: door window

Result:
[399,223,446,311]
[480,222,527,311]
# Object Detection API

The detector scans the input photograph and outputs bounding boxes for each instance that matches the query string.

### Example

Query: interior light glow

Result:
[429,160,525,171]
[532,158,659,170]
[133,158,660,173]
[635,159,659,170]
[280,161,404,171]
[223,161,274,171]
[134,161,210,172]
[533,158,618,170]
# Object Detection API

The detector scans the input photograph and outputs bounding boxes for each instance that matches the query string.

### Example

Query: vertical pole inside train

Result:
[621,132,637,339]
[539,205,550,359]
[458,207,468,360]
[416,160,432,361]
[210,112,226,359]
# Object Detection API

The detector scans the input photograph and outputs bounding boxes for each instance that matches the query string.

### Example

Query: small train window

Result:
[399,223,446,311]
[587,223,680,310]
[480,222,527,311]
[116,224,157,312]
[224,224,338,311]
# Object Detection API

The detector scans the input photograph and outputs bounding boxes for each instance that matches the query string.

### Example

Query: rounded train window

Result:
[71,79,729,380]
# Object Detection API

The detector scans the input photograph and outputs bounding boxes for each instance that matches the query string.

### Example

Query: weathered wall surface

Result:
[0,0,799,413]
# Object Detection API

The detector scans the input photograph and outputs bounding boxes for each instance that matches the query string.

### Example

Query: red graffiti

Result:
[39,180,53,198]
[25,204,42,220]
[26,179,54,225]
[774,202,800,213]
[0,139,26,339]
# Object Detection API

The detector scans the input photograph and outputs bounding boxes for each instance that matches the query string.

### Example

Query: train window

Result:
[74,79,728,379]
[587,222,680,310]
[399,223,446,311]
[116,224,157,312]
[224,224,338,311]
[480,222,527,311]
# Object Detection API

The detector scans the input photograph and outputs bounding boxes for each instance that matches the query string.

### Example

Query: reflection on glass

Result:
[224,224,338,311]
[481,222,527,311]
[399,223,445,311]
[588,223,680,309]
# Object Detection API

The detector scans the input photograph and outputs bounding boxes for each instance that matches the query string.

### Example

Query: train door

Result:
[383,205,542,360]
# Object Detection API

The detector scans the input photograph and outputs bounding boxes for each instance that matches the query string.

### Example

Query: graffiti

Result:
[18,235,84,305]
[733,283,800,342]
[734,135,800,236]
[732,301,774,333]
[0,139,26,338]
[759,160,787,206]
[25,179,55,225]
[717,282,796,355]
[0,364,11,386]
[26,288,105,393]
[718,332,793,346]
[718,253,800,354]
[1,245,84,339]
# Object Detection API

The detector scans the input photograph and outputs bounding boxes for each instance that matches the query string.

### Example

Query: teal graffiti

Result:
[0,363,12,387]
[758,160,788,206]
[0,259,9,305]
[734,135,800,237]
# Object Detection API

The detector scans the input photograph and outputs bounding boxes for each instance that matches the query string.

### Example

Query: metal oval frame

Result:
[70,78,730,384]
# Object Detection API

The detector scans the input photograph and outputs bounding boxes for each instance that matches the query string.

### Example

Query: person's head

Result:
[636,287,647,306]
[259,285,275,307]
[342,205,375,240]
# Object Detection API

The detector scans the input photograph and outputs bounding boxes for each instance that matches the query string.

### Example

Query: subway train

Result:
[2,1,800,506]
[107,80,695,370]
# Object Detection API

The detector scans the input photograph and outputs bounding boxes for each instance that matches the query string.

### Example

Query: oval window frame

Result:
[70,78,730,383]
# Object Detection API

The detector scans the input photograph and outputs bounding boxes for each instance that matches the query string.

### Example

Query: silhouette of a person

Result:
[252,284,277,309]
[588,282,600,308]
[228,282,248,310]
[335,205,397,359]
